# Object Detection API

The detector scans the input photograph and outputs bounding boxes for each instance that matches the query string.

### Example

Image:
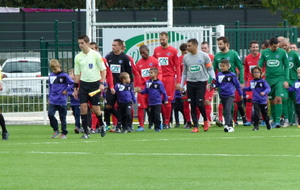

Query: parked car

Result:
[1,57,48,95]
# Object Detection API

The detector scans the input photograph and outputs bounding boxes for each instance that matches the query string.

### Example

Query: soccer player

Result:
[153,32,181,129]
[201,41,215,124]
[290,43,299,52]
[258,37,289,128]
[0,65,9,140]
[261,39,270,50]
[135,45,161,131]
[180,38,215,132]
[279,38,300,126]
[244,40,262,124]
[105,39,133,133]
[213,36,245,126]
[73,34,107,139]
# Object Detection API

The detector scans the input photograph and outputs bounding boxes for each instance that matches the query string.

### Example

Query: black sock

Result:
[81,114,89,134]
[104,108,111,126]
[0,114,7,133]
[97,114,104,126]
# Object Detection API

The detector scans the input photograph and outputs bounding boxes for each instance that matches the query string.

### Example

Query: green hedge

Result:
[0,95,44,112]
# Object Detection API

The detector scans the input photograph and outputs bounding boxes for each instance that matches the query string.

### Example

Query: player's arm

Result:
[180,56,187,89]
[264,80,271,94]
[283,52,289,81]
[235,52,244,84]
[205,54,215,80]
[244,57,249,84]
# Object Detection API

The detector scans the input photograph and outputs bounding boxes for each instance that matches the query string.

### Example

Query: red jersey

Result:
[208,54,214,62]
[244,53,263,86]
[135,56,162,88]
[127,55,141,87]
[102,58,114,89]
[153,46,180,83]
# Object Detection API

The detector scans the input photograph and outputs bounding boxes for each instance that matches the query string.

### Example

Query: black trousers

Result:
[149,105,161,130]
[253,102,270,127]
[296,104,300,125]
[172,98,184,124]
[118,102,132,129]
[187,81,207,128]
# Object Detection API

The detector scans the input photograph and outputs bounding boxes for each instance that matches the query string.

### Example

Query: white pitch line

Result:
[29,151,90,155]
[106,152,300,157]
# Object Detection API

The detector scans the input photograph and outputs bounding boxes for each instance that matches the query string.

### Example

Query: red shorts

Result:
[137,93,148,109]
[162,75,175,101]
[205,89,214,101]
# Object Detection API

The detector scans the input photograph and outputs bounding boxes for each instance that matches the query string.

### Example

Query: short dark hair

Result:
[179,43,187,51]
[249,40,259,47]
[150,67,158,74]
[90,42,98,50]
[269,37,278,45]
[251,66,262,77]
[78,34,90,43]
[217,36,229,44]
[261,39,270,47]
[114,38,124,46]
[187,38,198,46]
[159,32,168,37]
[139,45,149,51]
[201,41,209,46]
[220,59,229,66]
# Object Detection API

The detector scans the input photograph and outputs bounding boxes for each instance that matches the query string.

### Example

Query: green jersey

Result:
[213,50,244,83]
[258,48,289,80]
[287,50,300,81]
[74,49,106,82]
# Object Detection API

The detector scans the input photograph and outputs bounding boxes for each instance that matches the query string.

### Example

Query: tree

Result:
[262,0,300,27]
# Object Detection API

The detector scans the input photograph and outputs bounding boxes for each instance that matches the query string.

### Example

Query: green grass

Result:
[2,124,300,190]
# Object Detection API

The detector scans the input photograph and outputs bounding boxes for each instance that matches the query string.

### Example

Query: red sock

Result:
[183,102,191,122]
[164,103,172,125]
[137,108,145,127]
[218,104,223,121]
[205,104,212,121]
[246,101,252,122]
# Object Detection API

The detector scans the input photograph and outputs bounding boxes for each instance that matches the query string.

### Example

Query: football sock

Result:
[275,104,283,123]
[0,113,7,133]
[81,114,89,134]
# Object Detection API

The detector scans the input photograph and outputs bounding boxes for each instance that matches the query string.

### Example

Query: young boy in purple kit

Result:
[115,72,136,133]
[48,59,74,139]
[139,67,168,132]
[211,59,242,133]
[244,66,271,131]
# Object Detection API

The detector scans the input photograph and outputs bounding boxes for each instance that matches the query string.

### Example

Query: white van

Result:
[1,57,47,95]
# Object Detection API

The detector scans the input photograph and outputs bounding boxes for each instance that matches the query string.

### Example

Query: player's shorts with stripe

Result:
[266,76,285,100]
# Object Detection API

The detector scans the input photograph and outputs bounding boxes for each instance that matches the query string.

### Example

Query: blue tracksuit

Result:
[216,71,242,98]
[141,79,168,106]
[48,72,74,105]
[115,83,136,104]
[244,78,270,104]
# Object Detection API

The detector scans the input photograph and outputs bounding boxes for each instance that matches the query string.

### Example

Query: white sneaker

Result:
[224,125,229,132]
[228,126,235,132]
[282,119,289,128]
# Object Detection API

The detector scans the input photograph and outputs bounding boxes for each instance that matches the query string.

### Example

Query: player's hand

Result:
[164,101,168,105]
[283,82,289,89]
[260,92,265,96]
[110,88,115,94]
[176,83,181,90]
[240,83,245,88]
[62,90,67,95]
[99,83,104,91]
[73,88,79,100]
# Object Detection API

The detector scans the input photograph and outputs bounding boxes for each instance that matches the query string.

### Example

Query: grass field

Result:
[1,124,300,190]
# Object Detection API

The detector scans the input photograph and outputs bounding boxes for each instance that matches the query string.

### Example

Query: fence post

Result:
[292,27,298,44]
[235,21,240,54]
[54,20,59,59]
[283,20,288,38]
[40,37,48,77]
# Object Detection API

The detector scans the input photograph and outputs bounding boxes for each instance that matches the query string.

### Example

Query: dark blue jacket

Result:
[48,72,74,105]
[115,83,136,104]
[216,71,242,98]
[141,79,168,106]
[288,80,300,104]
[244,78,270,104]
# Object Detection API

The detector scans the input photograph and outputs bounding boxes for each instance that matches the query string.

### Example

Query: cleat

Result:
[90,129,96,134]
[175,123,180,128]
[216,120,223,127]
[227,126,235,132]
[282,120,289,128]
[148,124,154,129]
[100,125,106,137]
[121,129,128,133]
[243,121,251,126]
[80,134,89,139]
[184,123,192,129]
[162,124,168,129]
[191,127,199,133]
[252,127,259,131]
[2,132,9,140]
[261,121,266,126]
[275,122,281,128]
[114,128,121,133]
[155,128,161,132]
[51,131,60,139]
[223,125,229,132]
[59,134,67,139]
[204,121,210,132]
[135,126,145,132]
[74,127,80,134]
